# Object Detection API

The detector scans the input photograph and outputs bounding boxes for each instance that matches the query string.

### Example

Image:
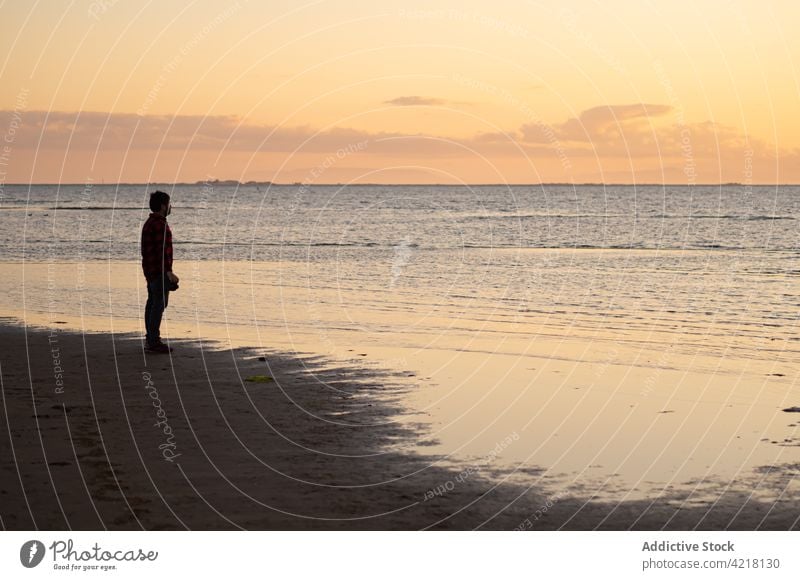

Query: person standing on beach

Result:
[141,190,179,353]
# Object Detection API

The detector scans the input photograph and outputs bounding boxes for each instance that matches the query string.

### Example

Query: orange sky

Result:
[0,0,798,184]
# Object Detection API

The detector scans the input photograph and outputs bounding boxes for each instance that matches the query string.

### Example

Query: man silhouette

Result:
[141,191,179,353]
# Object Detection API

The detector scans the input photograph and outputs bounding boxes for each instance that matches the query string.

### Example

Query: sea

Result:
[1,183,799,503]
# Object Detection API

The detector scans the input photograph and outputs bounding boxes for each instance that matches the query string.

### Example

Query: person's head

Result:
[149,190,171,216]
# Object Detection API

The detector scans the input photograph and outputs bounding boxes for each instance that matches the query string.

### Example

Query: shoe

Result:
[146,342,173,354]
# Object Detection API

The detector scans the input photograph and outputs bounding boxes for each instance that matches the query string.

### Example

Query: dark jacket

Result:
[141,213,173,282]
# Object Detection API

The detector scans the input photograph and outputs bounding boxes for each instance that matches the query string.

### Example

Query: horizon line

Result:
[4,182,798,187]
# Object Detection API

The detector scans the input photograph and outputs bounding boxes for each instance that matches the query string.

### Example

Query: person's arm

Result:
[164,224,178,283]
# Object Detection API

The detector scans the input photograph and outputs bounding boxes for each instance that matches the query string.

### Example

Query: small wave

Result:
[692,243,741,250]
[652,214,794,221]
[175,240,418,248]
[571,243,648,250]
[745,215,795,221]
[463,243,751,251]
[467,213,627,220]
[467,213,794,221]
[47,206,208,211]
[49,206,142,211]
[16,240,777,253]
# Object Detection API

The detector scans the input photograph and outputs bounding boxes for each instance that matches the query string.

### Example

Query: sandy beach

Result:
[2,320,798,530]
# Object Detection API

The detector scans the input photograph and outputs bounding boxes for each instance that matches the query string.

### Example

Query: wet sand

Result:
[1,321,798,530]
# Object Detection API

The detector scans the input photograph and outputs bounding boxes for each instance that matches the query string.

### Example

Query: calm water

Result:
[2,184,799,502]
[2,184,798,360]
[2,183,799,259]
[0,185,800,260]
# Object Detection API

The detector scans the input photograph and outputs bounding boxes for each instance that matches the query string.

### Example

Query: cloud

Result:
[516,103,800,182]
[2,105,673,159]
[0,110,368,152]
[0,106,796,183]
[515,103,780,182]
[521,103,672,144]
[383,96,447,106]
[471,131,518,144]
[0,109,485,159]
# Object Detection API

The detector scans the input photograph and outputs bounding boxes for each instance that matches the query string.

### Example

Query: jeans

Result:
[145,275,170,346]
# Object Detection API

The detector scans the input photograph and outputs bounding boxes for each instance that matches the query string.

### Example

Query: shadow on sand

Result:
[1,322,797,530]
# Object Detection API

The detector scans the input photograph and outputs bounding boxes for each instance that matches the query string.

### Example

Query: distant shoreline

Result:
[3,182,798,187]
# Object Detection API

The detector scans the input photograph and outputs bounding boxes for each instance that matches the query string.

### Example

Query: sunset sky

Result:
[1,0,798,184]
